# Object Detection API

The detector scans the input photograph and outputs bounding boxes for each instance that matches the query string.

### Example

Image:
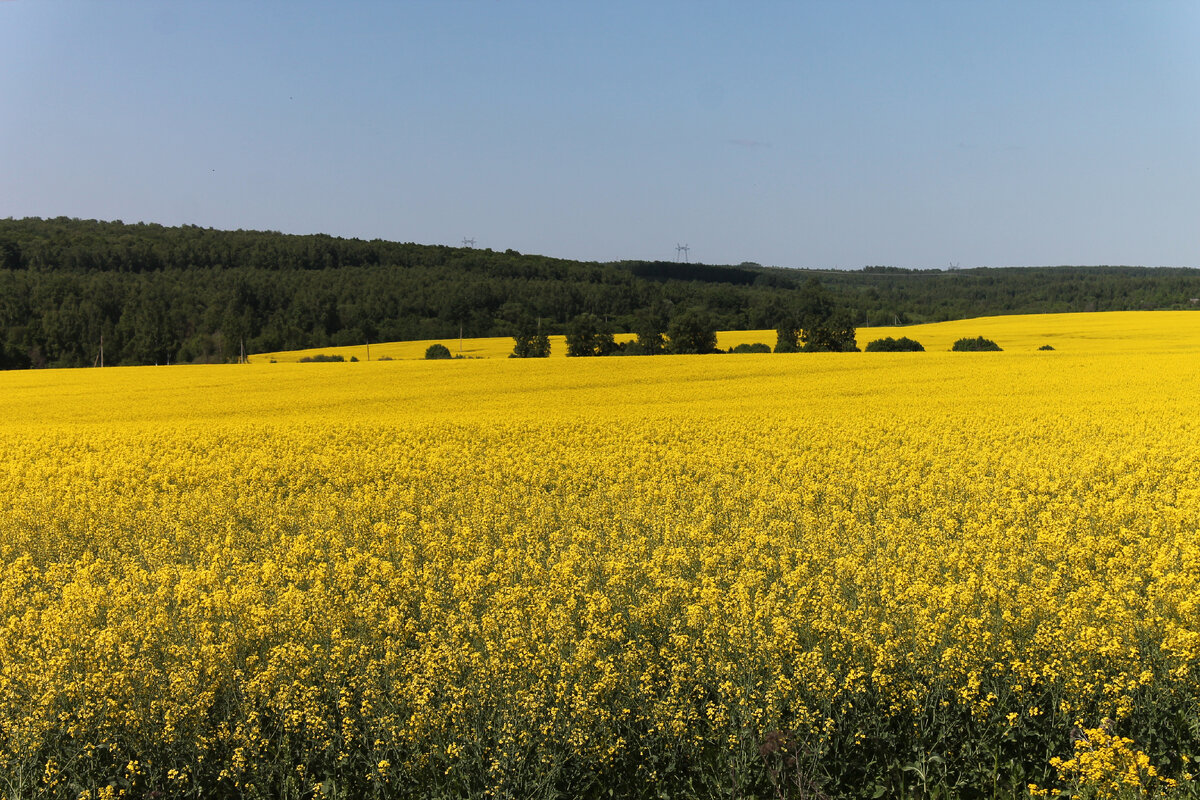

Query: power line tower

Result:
[676,243,690,263]
[462,237,476,248]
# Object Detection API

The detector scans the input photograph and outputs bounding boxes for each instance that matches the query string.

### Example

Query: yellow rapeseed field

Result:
[253,310,1200,361]
[2,311,1199,798]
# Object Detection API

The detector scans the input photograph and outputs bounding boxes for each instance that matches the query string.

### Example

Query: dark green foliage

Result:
[952,336,1002,351]
[565,313,617,357]
[666,307,718,354]
[631,308,667,355]
[865,336,925,352]
[4,217,1200,369]
[297,353,344,362]
[730,342,771,353]
[774,329,800,353]
[775,279,859,352]
[1038,344,1056,351]
[510,315,551,358]
[0,217,813,368]
[626,261,760,285]
[424,344,452,360]
[815,264,1200,324]
[801,307,859,352]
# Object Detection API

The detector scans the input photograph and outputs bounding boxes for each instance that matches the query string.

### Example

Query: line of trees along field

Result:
[2,217,1199,368]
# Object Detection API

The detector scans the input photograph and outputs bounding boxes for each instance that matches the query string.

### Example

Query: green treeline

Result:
[818,264,1200,324]
[0,218,806,368]
[1,217,1199,368]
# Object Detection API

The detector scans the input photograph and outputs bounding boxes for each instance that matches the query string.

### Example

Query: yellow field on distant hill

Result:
[3,310,1199,797]
[251,310,1200,362]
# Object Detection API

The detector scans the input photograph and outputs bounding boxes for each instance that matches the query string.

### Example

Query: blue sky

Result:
[2,1,1197,269]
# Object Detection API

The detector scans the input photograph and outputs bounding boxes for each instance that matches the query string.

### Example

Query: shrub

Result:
[424,344,453,360]
[865,337,925,352]
[297,354,345,363]
[952,337,1002,352]
[1038,344,1055,351]
[731,342,772,354]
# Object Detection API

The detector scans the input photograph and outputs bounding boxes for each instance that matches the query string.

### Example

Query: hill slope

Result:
[251,310,1200,362]
[3,216,1199,368]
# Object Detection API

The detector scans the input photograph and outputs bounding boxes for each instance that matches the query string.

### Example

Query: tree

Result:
[424,343,452,359]
[951,336,1001,351]
[802,307,859,352]
[864,336,924,352]
[511,315,551,358]
[774,279,858,352]
[565,313,616,357]
[633,310,666,355]
[666,307,717,354]
[0,340,30,370]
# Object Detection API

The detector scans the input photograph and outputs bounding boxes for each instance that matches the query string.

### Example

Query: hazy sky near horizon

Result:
[2,1,1197,269]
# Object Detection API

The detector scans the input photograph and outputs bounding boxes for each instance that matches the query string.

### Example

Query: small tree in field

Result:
[865,336,925,352]
[565,313,617,357]
[633,310,667,355]
[511,315,551,358]
[666,307,718,354]
[730,342,771,354]
[424,343,452,359]
[774,278,858,352]
[951,336,1001,352]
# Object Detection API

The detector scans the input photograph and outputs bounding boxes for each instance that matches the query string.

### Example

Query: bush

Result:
[424,344,453,360]
[1038,344,1055,351]
[730,342,772,354]
[865,336,925,352]
[297,354,345,363]
[951,337,1002,352]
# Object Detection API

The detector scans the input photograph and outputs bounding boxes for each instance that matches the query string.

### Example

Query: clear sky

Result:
[2,1,1197,269]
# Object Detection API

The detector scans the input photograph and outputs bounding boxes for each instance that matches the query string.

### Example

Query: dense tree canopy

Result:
[952,337,1003,352]
[1,217,1198,368]
[565,313,618,357]
[665,307,719,355]
[864,336,925,352]
[510,315,551,358]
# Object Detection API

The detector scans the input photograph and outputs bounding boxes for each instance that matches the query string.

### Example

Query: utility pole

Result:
[676,243,690,262]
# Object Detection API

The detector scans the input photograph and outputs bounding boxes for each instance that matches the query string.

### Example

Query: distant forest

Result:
[2,217,1199,368]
